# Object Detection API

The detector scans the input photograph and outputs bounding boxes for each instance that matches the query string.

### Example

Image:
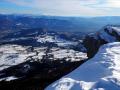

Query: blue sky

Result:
[0,0,120,16]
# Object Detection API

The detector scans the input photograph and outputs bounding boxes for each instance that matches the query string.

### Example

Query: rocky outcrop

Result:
[83,25,120,58]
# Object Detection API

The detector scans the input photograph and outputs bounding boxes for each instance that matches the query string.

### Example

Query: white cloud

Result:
[106,0,120,8]
[91,0,120,8]
[2,0,120,16]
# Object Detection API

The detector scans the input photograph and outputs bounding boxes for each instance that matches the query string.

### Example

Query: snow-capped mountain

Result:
[46,42,120,90]
[83,25,120,58]
[90,25,120,42]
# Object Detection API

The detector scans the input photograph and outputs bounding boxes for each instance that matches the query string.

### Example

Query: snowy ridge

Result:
[99,26,120,42]
[99,29,117,42]
[106,26,120,36]
[90,26,120,42]
[46,42,120,90]
[83,25,120,58]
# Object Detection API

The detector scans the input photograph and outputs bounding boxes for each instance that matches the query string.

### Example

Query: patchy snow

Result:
[37,35,55,43]
[57,41,77,47]
[88,33,99,40]
[89,26,120,42]
[37,34,77,47]
[50,48,87,62]
[0,45,36,70]
[16,23,22,26]
[0,44,87,70]
[46,42,120,90]
[100,26,120,42]
[107,26,120,36]
[0,76,18,81]
[5,76,18,81]
[99,30,117,42]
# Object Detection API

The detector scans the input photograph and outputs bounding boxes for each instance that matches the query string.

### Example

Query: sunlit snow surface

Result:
[46,42,120,90]
[0,76,18,81]
[0,45,36,70]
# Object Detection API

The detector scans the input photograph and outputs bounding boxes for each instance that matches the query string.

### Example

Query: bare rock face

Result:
[83,25,120,58]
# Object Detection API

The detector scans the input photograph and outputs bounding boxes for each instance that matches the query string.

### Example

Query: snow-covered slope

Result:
[92,25,120,42]
[0,45,35,70]
[46,42,120,90]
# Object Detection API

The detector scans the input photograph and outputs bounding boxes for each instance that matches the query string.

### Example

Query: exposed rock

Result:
[83,25,120,58]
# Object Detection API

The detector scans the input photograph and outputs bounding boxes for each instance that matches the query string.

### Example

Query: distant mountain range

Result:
[1,14,120,33]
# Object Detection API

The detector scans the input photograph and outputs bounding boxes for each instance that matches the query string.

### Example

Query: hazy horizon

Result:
[1,13,120,18]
